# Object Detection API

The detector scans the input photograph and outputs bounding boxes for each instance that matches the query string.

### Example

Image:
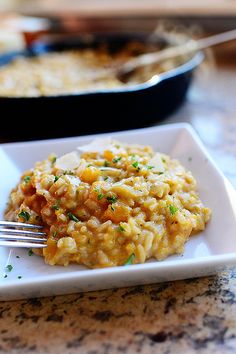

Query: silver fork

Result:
[0,221,47,248]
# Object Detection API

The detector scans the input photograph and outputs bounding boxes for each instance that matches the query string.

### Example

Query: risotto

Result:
[0,43,189,97]
[4,139,211,268]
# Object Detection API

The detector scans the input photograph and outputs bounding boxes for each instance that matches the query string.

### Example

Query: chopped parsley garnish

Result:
[103,176,108,181]
[52,201,60,210]
[97,193,104,200]
[104,161,110,167]
[6,264,13,272]
[51,156,57,165]
[162,158,166,163]
[4,274,7,278]
[106,195,118,203]
[118,224,125,232]
[110,205,115,212]
[124,253,135,266]
[87,163,93,167]
[158,172,164,175]
[169,205,178,215]
[112,156,122,163]
[18,210,30,221]
[28,249,33,256]
[146,165,154,170]
[24,175,31,183]
[132,161,139,169]
[54,175,60,182]
[132,160,141,172]
[68,212,79,222]
[18,276,22,279]
[53,231,58,238]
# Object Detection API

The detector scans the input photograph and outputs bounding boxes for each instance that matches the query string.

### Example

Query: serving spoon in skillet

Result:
[92,28,236,83]
[117,28,236,82]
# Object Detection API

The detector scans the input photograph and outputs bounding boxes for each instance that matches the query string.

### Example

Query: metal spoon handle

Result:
[120,28,236,74]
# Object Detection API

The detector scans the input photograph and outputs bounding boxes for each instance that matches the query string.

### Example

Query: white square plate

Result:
[1,122,236,301]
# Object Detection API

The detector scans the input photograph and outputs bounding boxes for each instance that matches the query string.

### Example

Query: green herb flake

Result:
[124,253,135,266]
[111,205,115,212]
[106,195,118,203]
[24,175,31,183]
[97,193,104,200]
[158,172,164,175]
[18,276,22,279]
[68,212,80,222]
[18,210,30,221]
[52,201,60,210]
[103,176,108,181]
[132,161,139,169]
[118,224,125,232]
[87,163,93,167]
[28,249,33,256]
[53,231,58,238]
[6,264,13,272]
[146,165,154,170]
[169,205,179,215]
[4,274,7,278]
[112,156,122,163]
[162,158,166,163]
[16,256,20,259]
[54,175,60,182]
[51,156,57,165]
[104,161,110,167]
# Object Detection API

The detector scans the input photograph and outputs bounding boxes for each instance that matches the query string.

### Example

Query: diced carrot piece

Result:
[89,182,112,207]
[104,150,114,161]
[103,203,130,223]
[44,238,58,259]
[80,167,100,184]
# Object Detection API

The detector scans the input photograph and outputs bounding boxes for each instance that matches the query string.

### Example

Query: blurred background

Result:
[0,0,236,142]
[0,1,235,67]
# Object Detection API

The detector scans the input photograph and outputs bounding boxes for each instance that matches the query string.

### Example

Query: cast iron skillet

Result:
[0,33,203,142]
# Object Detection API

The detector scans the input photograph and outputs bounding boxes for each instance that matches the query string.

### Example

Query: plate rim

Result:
[2,252,236,290]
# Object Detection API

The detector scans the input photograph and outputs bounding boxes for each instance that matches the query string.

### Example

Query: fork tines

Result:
[0,221,47,248]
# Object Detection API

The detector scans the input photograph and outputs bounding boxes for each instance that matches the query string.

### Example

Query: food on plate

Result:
[4,138,211,268]
[0,40,190,97]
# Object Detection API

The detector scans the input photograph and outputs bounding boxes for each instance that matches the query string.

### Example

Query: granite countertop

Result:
[1,271,236,354]
[1,50,236,354]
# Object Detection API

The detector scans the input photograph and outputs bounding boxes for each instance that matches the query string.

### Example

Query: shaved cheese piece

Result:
[77,138,126,155]
[149,153,165,173]
[55,151,80,170]
[77,138,112,153]
[65,175,81,186]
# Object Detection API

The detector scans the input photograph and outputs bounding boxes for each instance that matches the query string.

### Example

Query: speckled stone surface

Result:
[1,52,236,354]
[0,271,236,353]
